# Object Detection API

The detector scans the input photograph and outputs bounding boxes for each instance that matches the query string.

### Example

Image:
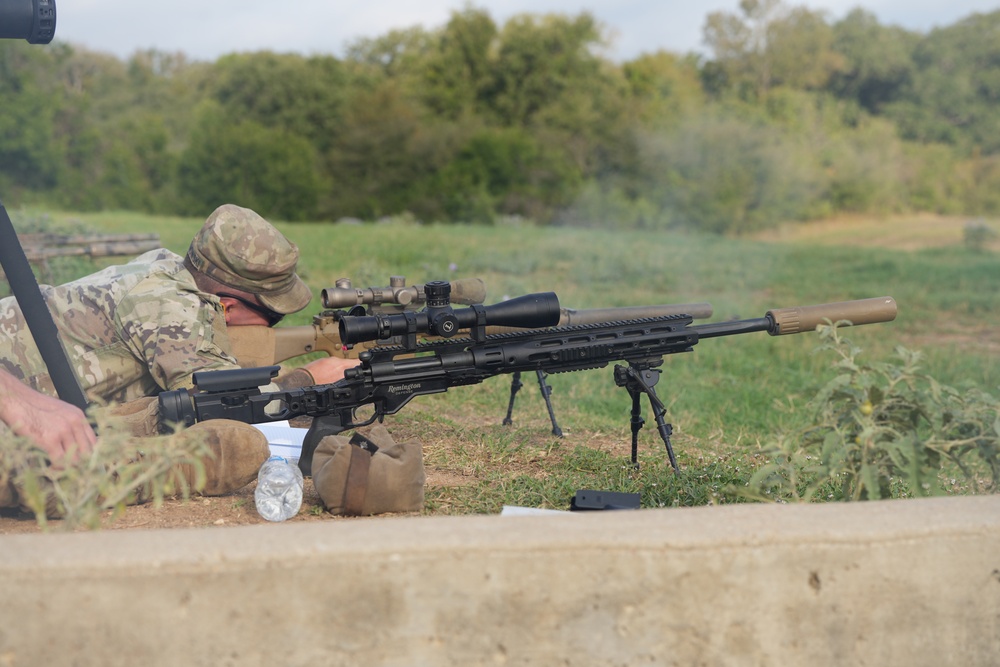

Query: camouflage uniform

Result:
[0,203,312,405]
[0,248,234,404]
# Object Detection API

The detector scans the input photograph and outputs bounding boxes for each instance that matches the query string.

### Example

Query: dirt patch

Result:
[905,329,1000,355]
[754,214,1000,252]
[0,478,333,534]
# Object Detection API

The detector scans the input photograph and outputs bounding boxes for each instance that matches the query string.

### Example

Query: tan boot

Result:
[102,396,161,438]
[173,420,271,496]
[101,400,269,494]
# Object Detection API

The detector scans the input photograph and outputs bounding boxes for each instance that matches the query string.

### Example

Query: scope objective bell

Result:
[0,0,56,44]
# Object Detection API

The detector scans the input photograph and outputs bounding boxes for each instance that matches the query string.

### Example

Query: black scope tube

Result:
[340,291,561,345]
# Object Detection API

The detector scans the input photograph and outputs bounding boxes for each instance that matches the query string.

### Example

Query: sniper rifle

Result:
[160,282,898,476]
[227,274,714,435]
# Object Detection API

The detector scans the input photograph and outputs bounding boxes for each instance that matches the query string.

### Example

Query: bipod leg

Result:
[502,371,524,426]
[615,365,646,469]
[535,369,563,437]
[627,386,644,469]
[647,390,678,472]
[615,365,678,472]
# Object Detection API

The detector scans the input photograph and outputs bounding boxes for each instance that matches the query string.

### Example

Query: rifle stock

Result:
[165,294,897,476]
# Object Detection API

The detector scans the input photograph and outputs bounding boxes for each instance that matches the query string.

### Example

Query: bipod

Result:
[502,370,563,436]
[613,363,678,471]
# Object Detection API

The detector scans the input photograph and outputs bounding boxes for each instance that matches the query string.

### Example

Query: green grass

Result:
[18,209,1000,512]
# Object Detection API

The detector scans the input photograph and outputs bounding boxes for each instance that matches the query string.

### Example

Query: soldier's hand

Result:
[302,357,359,384]
[0,371,96,465]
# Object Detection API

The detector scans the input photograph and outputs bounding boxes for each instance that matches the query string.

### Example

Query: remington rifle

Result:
[160,281,898,476]
[227,274,713,435]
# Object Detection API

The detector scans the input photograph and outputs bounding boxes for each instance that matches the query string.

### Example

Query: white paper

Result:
[500,505,572,516]
[252,421,308,464]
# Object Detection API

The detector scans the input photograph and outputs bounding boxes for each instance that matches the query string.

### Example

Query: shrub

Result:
[746,324,999,502]
[0,411,211,531]
[963,219,997,252]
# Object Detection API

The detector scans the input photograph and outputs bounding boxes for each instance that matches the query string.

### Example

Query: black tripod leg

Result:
[502,371,524,426]
[535,369,563,437]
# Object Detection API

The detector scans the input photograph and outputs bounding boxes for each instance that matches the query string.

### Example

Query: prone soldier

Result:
[0,203,357,515]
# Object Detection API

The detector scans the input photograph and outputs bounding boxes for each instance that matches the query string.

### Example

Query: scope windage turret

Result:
[0,0,56,44]
[339,287,561,344]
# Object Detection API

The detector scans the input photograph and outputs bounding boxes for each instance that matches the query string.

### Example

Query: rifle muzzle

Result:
[767,296,897,335]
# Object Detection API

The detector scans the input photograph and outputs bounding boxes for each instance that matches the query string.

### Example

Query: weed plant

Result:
[1,411,210,531]
[745,325,999,502]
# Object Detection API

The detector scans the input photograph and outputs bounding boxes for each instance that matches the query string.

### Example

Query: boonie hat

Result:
[186,204,312,314]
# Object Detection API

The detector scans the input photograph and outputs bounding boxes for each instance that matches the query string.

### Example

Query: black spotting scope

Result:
[0,0,56,44]
[339,281,561,345]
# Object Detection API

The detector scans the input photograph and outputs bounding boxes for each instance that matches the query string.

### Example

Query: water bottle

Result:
[254,455,304,522]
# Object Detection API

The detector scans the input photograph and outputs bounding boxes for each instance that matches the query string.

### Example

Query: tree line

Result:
[1,0,998,233]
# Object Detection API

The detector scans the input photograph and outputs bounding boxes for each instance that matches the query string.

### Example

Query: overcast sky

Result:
[53,1,998,63]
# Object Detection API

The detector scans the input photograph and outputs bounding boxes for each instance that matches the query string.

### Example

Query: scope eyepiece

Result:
[0,0,56,44]
[158,389,195,431]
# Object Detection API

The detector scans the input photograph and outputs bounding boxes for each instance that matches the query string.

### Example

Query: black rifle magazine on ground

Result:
[570,490,641,511]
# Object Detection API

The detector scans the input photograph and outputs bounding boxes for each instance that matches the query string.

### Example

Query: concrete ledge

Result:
[1,496,998,666]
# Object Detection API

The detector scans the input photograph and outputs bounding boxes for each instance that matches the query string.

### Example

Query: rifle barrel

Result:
[484,302,713,335]
[694,296,898,339]
[560,302,713,325]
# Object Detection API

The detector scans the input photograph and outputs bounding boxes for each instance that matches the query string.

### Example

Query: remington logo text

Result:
[390,383,423,394]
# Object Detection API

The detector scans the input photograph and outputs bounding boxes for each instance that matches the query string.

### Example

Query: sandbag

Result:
[311,425,425,516]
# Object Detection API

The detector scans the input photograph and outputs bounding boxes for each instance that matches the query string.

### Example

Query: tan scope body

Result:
[322,277,487,309]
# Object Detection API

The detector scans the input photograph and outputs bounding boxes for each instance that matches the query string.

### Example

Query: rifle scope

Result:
[339,281,561,344]
[0,0,56,44]
[322,276,487,309]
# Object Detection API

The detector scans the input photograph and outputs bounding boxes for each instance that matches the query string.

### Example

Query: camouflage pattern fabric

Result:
[0,249,238,405]
[185,204,311,315]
